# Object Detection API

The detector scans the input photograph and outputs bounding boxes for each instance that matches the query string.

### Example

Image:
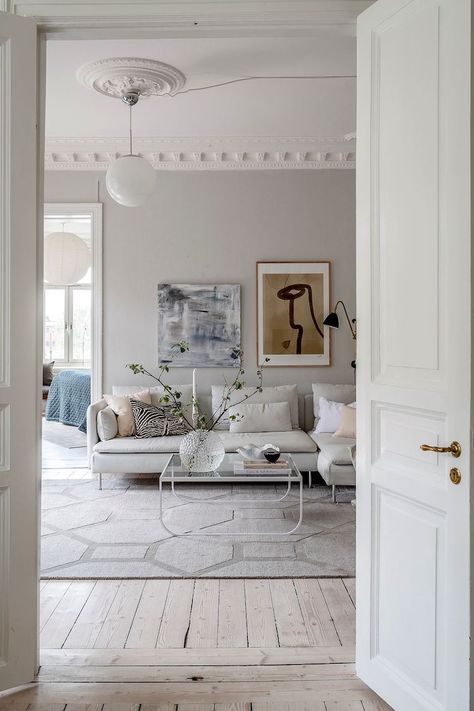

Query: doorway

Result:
[32,17,365,709]
[41,203,102,473]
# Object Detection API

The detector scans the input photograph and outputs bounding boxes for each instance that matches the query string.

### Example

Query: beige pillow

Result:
[212,384,299,430]
[104,389,151,437]
[333,405,356,439]
[228,401,292,433]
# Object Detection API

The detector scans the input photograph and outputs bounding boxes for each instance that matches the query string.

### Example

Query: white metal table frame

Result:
[159,453,304,536]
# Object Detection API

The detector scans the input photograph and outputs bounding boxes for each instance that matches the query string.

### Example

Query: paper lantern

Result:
[44,232,90,285]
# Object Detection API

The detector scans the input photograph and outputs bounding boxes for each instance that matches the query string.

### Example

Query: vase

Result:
[179,429,225,473]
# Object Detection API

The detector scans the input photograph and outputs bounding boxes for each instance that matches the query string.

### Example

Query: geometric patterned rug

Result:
[41,476,356,579]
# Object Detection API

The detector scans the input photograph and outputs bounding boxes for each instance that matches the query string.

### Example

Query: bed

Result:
[45,369,91,432]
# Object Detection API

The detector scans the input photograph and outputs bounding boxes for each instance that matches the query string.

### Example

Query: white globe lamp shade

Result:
[106,154,156,207]
[44,232,90,285]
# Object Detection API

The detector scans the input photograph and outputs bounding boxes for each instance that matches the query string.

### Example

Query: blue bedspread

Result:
[45,370,91,432]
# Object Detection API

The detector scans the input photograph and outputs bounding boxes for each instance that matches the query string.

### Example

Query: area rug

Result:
[41,476,356,579]
[42,419,87,449]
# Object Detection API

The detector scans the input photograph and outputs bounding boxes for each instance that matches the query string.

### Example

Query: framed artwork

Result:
[257,261,330,366]
[158,283,241,367]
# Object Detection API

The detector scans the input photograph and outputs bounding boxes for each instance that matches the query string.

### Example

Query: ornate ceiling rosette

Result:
[76,57,186,98]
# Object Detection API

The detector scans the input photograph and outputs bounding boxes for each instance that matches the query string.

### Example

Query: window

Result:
[44,285,91,366]
[43,214,92,367]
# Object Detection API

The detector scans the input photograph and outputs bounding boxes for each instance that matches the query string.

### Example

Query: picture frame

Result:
[157,283,241,368]
[257,261,330,367]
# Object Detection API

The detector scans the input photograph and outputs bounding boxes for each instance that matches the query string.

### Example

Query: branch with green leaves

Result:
[127,342,269,432]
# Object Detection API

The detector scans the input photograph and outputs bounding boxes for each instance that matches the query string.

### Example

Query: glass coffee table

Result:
[159,453,303,536]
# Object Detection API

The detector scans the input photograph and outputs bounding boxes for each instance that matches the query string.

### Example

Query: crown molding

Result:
[9,1,372,37]
[45,135,356,170]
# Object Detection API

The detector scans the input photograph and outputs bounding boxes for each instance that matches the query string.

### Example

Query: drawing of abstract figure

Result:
[276,283,324,354]
[262,271,326,357]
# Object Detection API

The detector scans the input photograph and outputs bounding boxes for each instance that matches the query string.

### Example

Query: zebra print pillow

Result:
[130,399,190,438]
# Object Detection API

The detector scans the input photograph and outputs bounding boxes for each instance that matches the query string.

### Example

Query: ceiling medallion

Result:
[77,57,186,99]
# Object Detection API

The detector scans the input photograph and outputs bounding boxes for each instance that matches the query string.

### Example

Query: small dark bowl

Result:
[264,449,281,464]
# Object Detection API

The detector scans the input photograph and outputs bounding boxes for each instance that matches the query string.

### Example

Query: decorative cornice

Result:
[45,136,356,171]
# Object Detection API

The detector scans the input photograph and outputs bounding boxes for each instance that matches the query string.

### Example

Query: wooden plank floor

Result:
[0,579,394,710]
[39,578,356,651]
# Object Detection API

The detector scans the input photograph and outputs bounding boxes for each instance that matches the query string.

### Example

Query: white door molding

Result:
[8,0,372,37]
[44,203,103,402]
[0,10,39,692]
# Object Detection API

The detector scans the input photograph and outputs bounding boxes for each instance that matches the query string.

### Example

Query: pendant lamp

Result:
[105,92,156,207]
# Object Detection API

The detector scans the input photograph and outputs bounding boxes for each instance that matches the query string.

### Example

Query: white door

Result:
[0,12,39,692]
[356,0,471,709]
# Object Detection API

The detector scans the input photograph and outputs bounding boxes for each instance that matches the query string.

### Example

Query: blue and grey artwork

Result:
[158,284,241,367]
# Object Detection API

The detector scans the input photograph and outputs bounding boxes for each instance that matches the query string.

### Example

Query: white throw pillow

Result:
[104,390,151,437]
[212,384,299,430]
[228,401,292,433]
[97,406,118,441]
[314,396,346,434]
[312,383,356,429]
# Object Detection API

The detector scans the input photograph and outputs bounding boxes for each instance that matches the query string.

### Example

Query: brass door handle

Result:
[420,441,461,458]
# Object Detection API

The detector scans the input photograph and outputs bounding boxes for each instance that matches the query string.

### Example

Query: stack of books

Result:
[234,459,291,476]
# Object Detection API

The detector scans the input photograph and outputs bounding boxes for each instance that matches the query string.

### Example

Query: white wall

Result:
[44,169,356,396]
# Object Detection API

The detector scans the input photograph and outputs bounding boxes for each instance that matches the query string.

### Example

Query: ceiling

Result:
[45,34,356,169]
[46,35,355,138]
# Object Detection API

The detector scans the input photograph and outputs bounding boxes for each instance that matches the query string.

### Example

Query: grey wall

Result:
[44,170,356,396]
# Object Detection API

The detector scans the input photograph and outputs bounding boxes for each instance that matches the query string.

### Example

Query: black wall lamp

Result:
[323,300,356,339]
[324,300,356,371]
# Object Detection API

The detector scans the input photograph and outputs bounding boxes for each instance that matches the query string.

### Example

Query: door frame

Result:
[27,0,365,676]
[43,202,103,402]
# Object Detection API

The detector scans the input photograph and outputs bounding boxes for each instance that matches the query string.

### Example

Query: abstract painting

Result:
[158,284,241,367]
[257,262,330,366]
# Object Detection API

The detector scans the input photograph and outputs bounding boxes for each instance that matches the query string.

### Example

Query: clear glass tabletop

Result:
[161,452,302,483]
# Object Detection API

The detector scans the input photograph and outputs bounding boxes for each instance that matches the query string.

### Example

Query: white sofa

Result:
[87,383,356,501]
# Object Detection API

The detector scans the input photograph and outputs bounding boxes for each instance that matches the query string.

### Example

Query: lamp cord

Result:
[129,103,133,155]
[173,74,355,96]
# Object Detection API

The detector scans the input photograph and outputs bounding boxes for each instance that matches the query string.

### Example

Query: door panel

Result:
[377,1,440,378]
[375,491,445,694]
[356,0,470,709]
[0,11,39,692]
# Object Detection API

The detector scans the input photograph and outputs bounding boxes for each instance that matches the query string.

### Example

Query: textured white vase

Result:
[179,430,225,473]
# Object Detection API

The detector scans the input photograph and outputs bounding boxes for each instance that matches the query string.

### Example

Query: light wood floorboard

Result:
[218,580,247,649]
[244,580,278,648]
[0,578,396,710]
[156,580,195,649]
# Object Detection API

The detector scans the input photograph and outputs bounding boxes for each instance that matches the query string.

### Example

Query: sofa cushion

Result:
[334,404,356,438]
[131,399,189,438]
[212,384,299,430]
[228,401,292,433]
[94,429,318,455]
[104,390,151,437]
[310,432,356,465]
[315,396,346,433]
[97,406,118,441]
[94,435,185,454]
